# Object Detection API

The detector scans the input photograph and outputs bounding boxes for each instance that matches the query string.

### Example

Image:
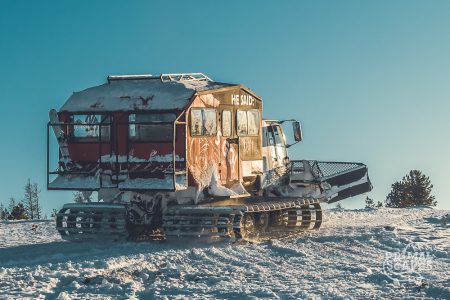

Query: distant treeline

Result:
[0,179,44,220]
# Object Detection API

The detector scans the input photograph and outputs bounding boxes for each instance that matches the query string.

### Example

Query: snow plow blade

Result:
[290,160,372,203]
[325,173,372,203]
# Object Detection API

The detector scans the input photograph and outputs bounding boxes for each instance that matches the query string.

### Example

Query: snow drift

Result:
[0,208,449,299]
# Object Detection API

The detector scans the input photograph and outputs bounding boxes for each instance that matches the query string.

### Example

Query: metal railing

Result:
[47,118,112,190]
[47,115,187,191]
[160,73,211,82]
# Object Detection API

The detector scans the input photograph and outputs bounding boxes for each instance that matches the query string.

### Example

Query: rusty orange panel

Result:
[186,88,262,189]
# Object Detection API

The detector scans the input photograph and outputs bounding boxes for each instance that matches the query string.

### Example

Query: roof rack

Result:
[107,74,155,83]
[160,73,212,83]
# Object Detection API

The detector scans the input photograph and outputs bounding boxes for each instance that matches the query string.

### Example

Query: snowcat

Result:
[47,73,372,241]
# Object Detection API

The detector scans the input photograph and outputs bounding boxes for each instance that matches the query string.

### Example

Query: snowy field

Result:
[0,208,449,299]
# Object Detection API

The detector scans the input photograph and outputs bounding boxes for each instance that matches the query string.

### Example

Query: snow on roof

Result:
[60,75,237,113]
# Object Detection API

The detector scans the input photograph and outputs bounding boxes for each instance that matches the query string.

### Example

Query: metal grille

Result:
[314,161,362,177]
[290,160,305,174]
[290,160,364,179]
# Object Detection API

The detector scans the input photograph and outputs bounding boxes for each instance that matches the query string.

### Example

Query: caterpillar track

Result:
[56,203,128,242]
[55,198,322,242]
[163,198,322,241]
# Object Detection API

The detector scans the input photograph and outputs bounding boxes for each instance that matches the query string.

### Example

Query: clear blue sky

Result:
[1,0,449,215]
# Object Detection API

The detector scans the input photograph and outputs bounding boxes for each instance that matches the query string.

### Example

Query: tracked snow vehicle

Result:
[47,73,372,241]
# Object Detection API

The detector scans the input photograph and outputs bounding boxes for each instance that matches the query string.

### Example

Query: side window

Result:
[129,113,175,141]
[262,126,268,146]
[236,110,260,136]
[267,126,275,145]
[191,109,203,136]
[273,125,284,145]
[236,110,247,135]
[71,114,111,141]
[204,109,217,135]
[247,110,260,135]
[222,110,232,137]
[190,108,217,136]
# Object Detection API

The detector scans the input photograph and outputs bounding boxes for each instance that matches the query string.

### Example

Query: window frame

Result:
[221,109,232,137]
[128,112,176,142]
[190,108,218,137]
[69,113,112,142]
[236,109,260,137]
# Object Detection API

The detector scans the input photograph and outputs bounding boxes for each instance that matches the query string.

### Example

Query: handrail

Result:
[48,114,188,191]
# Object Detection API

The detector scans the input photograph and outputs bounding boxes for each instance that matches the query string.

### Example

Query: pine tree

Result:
[405,170,436,206]
[1,209,8,220]
[8,197,16,213]
[376,201,383,208]
[365,196,375,209]
[385,181,405,208]
[0,204,8,220]
[9,203,27,220]
[33,182,42,220]
[385,170,436,208]
[23,179,35,219]
[22,179,42,220]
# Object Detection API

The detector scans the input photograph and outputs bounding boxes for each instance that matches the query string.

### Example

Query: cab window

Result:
[222,110,232,137]
[71,114,111,141]
[267,125,284,145]
[247,110,260,135]
[190,108,217,136]
[129,113,175,142]
[236,109,260,136]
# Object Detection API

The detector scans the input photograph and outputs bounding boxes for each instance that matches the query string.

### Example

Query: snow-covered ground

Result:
[0,208,449,299]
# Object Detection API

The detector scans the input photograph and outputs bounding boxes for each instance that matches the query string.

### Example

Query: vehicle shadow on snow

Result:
[0,237,233,268]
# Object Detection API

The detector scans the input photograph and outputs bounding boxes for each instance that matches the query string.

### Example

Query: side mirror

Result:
[293,121,302,142]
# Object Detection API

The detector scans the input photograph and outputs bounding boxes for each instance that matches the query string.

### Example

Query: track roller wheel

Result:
[239,212,270,240]
[312,203,322,229]
[300,203,322,230]
[300,205,312,229]
[256,212,269,231]
[240,213,257,240]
